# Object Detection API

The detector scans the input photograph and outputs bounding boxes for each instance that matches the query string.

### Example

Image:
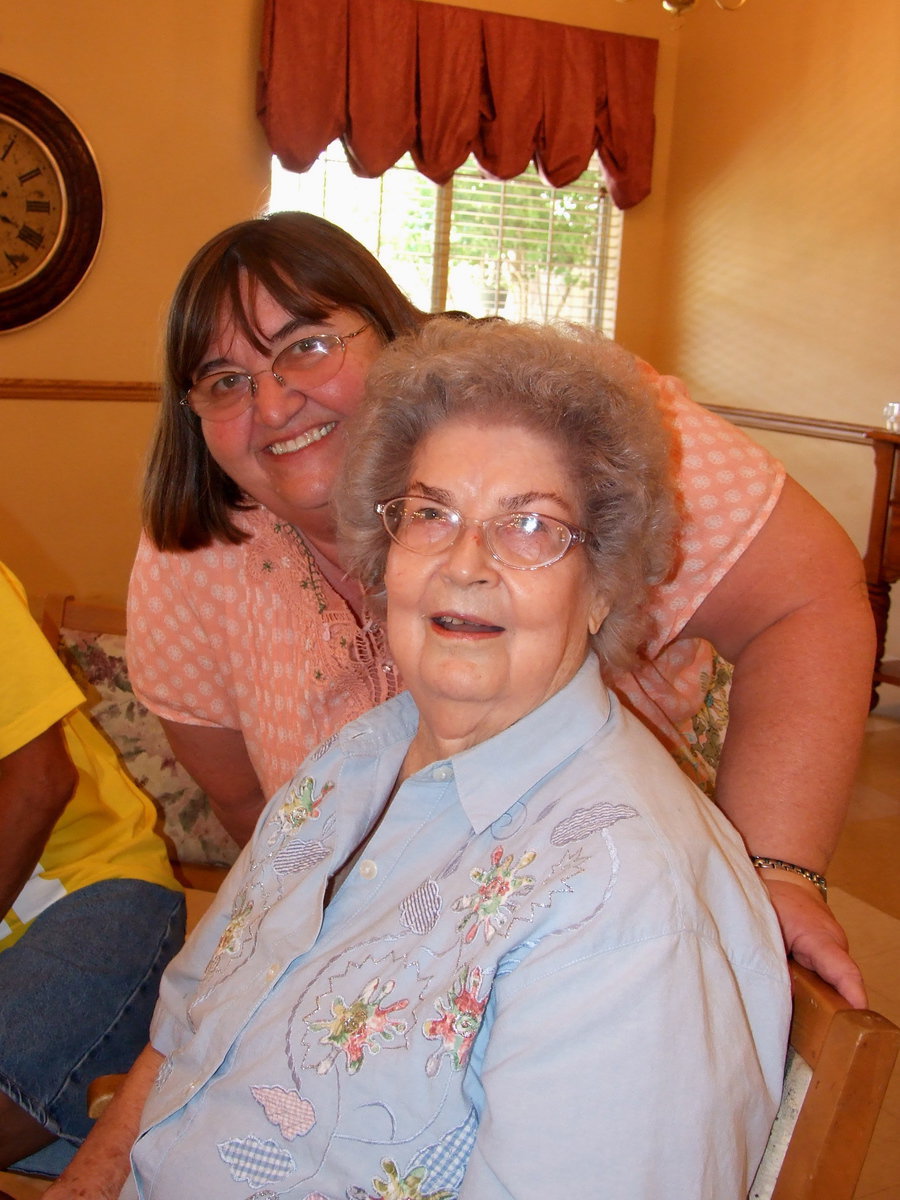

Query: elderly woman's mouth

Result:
[431,613,504,634]
[267,422,337,456]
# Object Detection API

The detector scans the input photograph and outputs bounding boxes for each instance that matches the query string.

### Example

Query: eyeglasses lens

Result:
[272,335,343,388]
[491,514,571,567]
[187,335,345,421]
[381,499,575,569]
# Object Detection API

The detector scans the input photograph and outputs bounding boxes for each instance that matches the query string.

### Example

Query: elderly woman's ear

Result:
[588,593,609,637]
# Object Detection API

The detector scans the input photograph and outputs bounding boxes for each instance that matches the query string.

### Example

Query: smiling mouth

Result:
[432,614,504,635]
[267,422,337,456]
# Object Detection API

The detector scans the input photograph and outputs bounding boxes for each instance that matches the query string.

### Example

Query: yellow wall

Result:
[654,0,900,669]
[1,0,899,668]
[1,0,271,602]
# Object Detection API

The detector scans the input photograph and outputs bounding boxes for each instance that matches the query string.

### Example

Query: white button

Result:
[359,858,378,880]
[265,962,281,983]
[432,765,452,781]
[382,661,394,673]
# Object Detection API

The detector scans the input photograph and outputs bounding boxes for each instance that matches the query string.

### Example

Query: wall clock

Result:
[0,72,103,332]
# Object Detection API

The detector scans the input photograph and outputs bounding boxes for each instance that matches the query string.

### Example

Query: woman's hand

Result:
[763,875,867,1008]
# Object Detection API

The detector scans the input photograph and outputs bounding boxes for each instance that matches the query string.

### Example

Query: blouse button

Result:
[359,858,378,880]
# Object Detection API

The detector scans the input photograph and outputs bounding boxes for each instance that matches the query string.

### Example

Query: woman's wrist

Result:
[751,855,828,900]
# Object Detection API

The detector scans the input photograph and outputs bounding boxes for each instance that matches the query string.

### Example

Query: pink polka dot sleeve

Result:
[126,532,242,730]
[647,370,786,648]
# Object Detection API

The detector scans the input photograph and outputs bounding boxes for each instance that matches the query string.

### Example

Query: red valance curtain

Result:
[258,0,658,209]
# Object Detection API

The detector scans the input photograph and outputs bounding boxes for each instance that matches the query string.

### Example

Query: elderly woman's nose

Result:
[442,523,497,581]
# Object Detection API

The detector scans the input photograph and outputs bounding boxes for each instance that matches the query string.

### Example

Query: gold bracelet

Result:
[750,856,827,900]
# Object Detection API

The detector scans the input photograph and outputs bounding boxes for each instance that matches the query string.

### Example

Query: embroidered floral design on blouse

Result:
[250,1084,316,1139]
[405,1107,480,1195]
[273,837,332,876]
[452,846,536,944]
[550,802,638,845]
[154,1055,174,1091]
[423,965,488,1076]
[216,1133,296,1187]
[351,1158,454,1200]
[276,776,334,834]
[399,878,442,934]
[208,887,254,970]
[309,976,410,1075]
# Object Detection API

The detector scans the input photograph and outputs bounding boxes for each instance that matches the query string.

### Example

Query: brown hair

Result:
[337,317,679,673]
[143,212,426,550]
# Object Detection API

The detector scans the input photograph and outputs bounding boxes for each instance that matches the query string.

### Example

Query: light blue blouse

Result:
[126,657,789,1199]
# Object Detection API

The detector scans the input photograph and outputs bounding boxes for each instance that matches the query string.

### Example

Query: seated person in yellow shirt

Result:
[0,561,185,1176]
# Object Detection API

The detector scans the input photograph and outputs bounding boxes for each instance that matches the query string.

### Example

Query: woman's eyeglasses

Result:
[376,496,588,570]
[181,324,369,422]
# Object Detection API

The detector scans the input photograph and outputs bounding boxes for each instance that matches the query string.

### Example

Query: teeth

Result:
[435,615,500,632]
[268,422,336,456]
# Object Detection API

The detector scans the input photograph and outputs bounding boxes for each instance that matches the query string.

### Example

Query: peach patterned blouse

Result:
[126,371,784,801]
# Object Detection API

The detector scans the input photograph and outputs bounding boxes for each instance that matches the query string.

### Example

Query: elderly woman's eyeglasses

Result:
[376,497,589,571]
[180,324,369,422]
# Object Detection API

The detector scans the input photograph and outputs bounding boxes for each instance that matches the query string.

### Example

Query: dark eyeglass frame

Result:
[180,324,369,421]
[376,496,589,571]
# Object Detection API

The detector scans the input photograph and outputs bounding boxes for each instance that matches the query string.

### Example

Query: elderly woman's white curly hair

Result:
[336,316,680,674]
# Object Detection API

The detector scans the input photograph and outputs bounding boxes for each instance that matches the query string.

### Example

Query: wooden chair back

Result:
[752,960,900,1200]
[38,593,127,642]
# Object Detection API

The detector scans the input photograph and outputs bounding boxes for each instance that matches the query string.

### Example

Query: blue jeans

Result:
[0,879,186,1176]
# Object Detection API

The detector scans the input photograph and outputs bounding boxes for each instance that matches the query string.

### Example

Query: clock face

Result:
[0,73,103,332]
[0,115,68,291]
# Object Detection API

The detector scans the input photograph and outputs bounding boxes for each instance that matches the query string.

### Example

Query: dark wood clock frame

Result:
[0,72,103,331]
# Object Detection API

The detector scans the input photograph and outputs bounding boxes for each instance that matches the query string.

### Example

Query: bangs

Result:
[217,262,339,360]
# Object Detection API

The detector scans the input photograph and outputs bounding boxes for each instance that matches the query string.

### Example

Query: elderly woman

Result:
[53,319,789,1199]
[125,214,872,1005]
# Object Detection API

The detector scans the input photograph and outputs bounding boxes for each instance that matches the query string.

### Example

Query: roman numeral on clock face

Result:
[17,224,44,249]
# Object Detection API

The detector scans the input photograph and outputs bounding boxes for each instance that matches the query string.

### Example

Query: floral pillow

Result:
[61,629,239,867]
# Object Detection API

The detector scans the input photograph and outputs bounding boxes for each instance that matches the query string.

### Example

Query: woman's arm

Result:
[43,1044,162,1200]
[681,476,875,1006]
[0,723,76,915]
[159,719,266,847]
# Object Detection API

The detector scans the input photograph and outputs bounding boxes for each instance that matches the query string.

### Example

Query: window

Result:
[268,145,623,335]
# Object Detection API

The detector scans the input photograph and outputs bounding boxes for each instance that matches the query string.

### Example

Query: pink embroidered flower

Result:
[309,977,409,1074]
[424,965,488,1073]
[276,775,334,833]
[453,846,536,943]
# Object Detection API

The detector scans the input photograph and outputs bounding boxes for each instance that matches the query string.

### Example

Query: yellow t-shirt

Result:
[0,563,180,948]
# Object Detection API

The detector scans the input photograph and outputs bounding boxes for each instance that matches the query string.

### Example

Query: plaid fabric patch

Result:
[217,1134,296,1186]
[408,1105,479,1190]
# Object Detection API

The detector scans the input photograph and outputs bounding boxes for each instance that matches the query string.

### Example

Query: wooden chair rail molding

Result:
[706,403,900,703]
[0,378,158,403]
[703,404,874,444]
